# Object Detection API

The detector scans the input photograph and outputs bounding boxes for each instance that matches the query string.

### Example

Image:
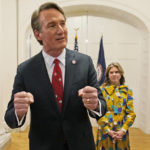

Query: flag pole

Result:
[74,28,79,51]
[74,28,79,39]
[85,11,88,54]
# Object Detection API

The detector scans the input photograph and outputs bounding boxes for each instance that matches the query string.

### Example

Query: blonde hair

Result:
[103,62,125,86]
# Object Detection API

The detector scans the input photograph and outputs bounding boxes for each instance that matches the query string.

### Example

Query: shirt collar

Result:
[42,49,66,67]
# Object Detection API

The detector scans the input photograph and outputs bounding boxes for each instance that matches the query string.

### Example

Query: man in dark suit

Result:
[5,2,106,150]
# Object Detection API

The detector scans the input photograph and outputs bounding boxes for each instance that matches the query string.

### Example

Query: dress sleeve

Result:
[122,89,136,131]
[98,117,110,134]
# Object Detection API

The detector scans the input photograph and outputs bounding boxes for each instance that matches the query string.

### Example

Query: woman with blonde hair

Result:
[96,62,136,150]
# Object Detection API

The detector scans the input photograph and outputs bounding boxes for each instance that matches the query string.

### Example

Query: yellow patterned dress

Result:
[96,85,136,150]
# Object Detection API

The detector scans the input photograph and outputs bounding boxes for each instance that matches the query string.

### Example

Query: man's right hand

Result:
[14,91,34,120]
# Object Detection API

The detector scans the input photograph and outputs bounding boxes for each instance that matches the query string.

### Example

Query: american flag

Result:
[74,33,78,51]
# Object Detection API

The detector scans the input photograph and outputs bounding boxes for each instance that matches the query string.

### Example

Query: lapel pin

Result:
[72,60,76,64]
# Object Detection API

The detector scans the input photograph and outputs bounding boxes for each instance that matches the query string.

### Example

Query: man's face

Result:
[37,8,68,54]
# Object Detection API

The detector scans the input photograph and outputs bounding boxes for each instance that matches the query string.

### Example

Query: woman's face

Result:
[108,66,121,85]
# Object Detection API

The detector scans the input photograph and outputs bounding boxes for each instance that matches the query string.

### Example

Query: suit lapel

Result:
[35,50,76,114]
[63,49,76,113]
[34,52,61,115]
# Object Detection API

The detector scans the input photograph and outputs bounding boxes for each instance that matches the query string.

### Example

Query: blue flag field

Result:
[97,36,106,86]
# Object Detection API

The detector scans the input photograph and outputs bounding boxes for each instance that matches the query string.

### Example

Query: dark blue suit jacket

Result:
[5,49,106,150]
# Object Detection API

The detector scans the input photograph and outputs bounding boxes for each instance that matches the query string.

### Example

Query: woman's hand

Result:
[108,130,117,138]
[115,130,126,140]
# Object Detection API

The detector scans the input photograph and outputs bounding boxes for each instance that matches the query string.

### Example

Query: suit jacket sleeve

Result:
[5,65,26,128]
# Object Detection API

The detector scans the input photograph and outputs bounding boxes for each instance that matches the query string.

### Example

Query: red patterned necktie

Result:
[52,59,63,111]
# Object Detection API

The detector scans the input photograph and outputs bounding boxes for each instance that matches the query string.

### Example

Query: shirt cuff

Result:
[15,110,25,126]
[90,100,102,117]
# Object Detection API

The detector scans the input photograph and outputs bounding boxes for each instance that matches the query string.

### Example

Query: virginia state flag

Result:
[97,36,106,85]
[74,33,78,51]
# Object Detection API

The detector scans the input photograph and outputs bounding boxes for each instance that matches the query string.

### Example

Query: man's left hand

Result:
[78,86,99,110]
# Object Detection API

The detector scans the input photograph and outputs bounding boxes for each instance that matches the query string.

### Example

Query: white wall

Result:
[0,0,3,129]
[0,0,17,129]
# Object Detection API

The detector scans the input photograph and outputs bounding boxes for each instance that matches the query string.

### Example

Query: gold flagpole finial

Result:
[74,27,79,34]
[74,28,79,32]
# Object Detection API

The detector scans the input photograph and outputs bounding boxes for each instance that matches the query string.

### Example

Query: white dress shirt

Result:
[42,49,66,86]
